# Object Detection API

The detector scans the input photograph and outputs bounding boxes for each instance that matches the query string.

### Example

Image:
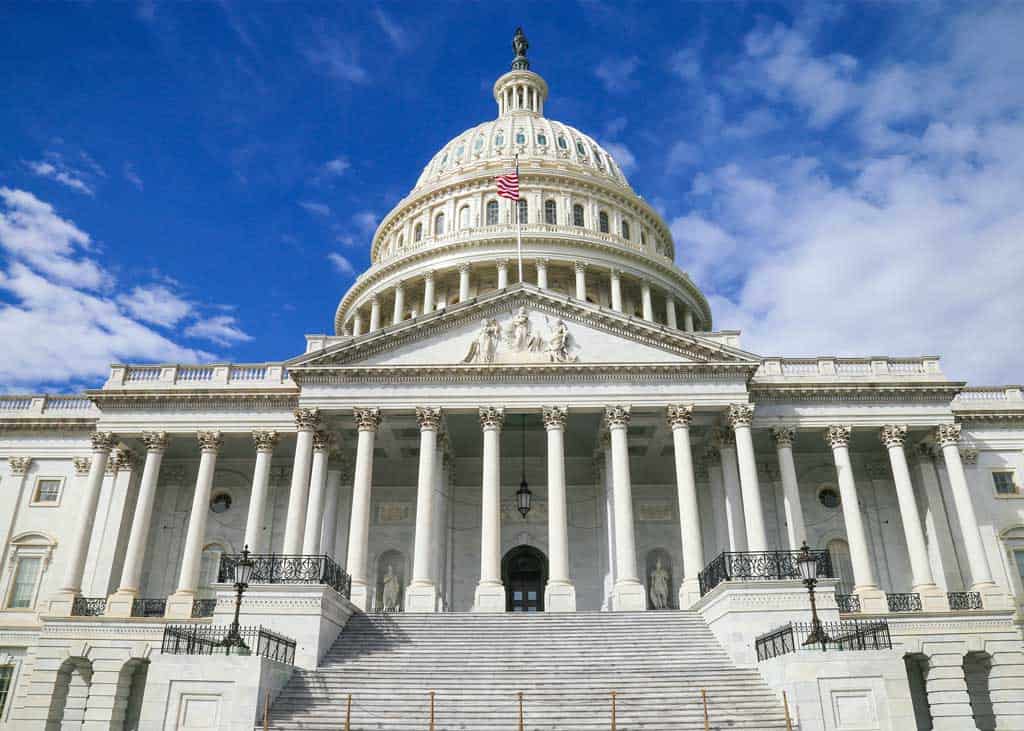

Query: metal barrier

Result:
[218,552,353,599]
[948,591,983,610]
[836,593,861,613]
[698,549,834,595]
[161,623,296,665]
[886,592,922,612]
[756,620,892,661]
[70,597,107,616]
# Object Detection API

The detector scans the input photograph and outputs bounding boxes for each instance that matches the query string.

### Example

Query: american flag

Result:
[495,169,520,200]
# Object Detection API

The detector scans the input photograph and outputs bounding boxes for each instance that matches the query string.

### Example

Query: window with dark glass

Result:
[0,666,11,718]
[544,199,557,225]
[572,204,584,227]
[8,557,40,609]
[434,213,445,236]
[599,211,609,233]
[486,200,499,225]
[414,223,422,242]
[33,479,61,504]
[516,199,528,224]
[557,136,568,150]
[621,219,631,240]
[993,471,1018,495]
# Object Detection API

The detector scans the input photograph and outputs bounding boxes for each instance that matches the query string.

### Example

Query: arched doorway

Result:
[502,546,548,612]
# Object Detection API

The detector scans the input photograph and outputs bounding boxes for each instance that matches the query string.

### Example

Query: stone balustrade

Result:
[758,357,943,381]
[105,363,293,390]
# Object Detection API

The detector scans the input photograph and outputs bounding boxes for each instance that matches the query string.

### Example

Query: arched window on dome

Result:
[397,234,404,249]
[495,132,505,147]
[558,136,568,150]
[572,203,585,227]
[599,211,610,233]
[544,199,557,225]
[576,140,587,157]
[515,130,526,145]
[640,230,647,248]
[516,199,528,225]
[536,133,547,146]
[621,219,631,240]
[474,136,485,152]
[414,223,423,242]
[459,205,470,229]
[434,213,445,236]
[486,200,499,226]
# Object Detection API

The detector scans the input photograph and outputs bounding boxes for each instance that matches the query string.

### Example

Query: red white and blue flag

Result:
[496,168,519,200]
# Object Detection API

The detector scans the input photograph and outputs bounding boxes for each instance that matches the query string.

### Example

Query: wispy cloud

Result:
[117,284,192,327]
[373,7,410,51]
[327,252,355,276]
[595,57,640,93]
[303,29,369,84]
[123,162,144,190]
[323,156,350,177]
[601,141,636,173]
[25,152,100,196]
[300,200,332,216]
[184,315,252,346]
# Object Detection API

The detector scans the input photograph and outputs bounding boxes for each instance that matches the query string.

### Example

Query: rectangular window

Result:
[33,478,62,504]
[0,666,11,718]
[8,557,40,609]
[1015,550,1024,586]
[993,471,1018,495]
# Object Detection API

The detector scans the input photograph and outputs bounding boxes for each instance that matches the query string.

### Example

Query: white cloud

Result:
[352,210,378,234]
[666,141,699,172]
[303,32,369,84]
[26,156,96,196]
[595,57,640,93]
[328,252,355,276]
[323,156,350,177]
[117,284,192,327]
[300,201,331,216]
[184,315,252,346]
[601,141,636,173]
[669,47,701,82]
[123,162,144,190]
[373,7,410,51]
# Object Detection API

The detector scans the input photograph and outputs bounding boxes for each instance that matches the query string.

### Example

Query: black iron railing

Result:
[71,597,107,616]
[886,592,922,612]
[374,605,403,614]
[836,593,861,613]
[947,591,983,610]
[218,553,352,599]
[131,598,167,617]
[698,550,834,595]
[161,624,296,665]
[756,620,892,661]
[191,599,217,618]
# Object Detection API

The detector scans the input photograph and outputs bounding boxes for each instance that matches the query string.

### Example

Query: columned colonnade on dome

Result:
[50,402,1002,617]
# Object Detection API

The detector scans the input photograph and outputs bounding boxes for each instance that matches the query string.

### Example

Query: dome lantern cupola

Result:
[493,27,547,117]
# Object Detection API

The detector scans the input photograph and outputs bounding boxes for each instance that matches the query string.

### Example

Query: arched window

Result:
[495,132,505,147]
[599,211,610,233]
[516,199,528,225]
[459,205,470,229]
[413,223,422,242]
[455,144,464,161]
[827,539,855,595]
[621,219,631,240]
[576,140,586,156]
[486,200,499,226]
[4,531,54,610]
[515,130,526,145]
[544,199,557,225]
[536,133,547,146]
[474,136,485,151]
[397,234,404,249]
[572,203,585,227]
[434,212,445,236]
[640,230,647,248]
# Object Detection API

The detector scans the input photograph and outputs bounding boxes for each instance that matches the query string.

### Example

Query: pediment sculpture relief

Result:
[463,307,579,364]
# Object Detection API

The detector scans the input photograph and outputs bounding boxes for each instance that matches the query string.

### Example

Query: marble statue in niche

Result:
[381,565,401,611]
[649,558,670,610]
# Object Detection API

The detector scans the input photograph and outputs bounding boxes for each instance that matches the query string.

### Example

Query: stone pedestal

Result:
[678,578,702,610]
[854,587,889,614]
[611,580,646,611]
[544,581,577,612]
[473,582,505,612]
[349,582,370,612]
[164,591,198,620]
[405,583,439,613]
[916,584,950,612]
[976,582,1014,610]
[104,589,137,618]
[46,590,76,618]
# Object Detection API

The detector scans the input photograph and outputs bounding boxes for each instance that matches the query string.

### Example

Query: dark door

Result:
[503,546,547,612]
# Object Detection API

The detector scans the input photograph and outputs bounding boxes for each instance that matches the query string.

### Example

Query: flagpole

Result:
[515,154,523,283]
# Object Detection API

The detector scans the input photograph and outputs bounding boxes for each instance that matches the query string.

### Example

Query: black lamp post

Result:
[797,541,829,650]
[222,545,255,654]
[517,414,532,518]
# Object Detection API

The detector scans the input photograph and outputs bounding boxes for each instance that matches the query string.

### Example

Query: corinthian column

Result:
[107,431,168,617]
[282,408,320,554]
[715,427,747,552]
[423,271,436,313]
[244,431,278,553]
[346,407,382,610]
[459,263,471,302]
[729,404,767,551]
[302,431,332,555]
[474,407,505,612]
[574,261,587,300]
[825,426,887,613]
[935,424,1008,608]
[543,406,576,611]
[771,427,806,549]
[369,295,381,332]
[880,425,946,610]
[610,270,623,312]
[536,259,548,289]
[640,281,653,321]
[407,407,441,612]
[667,405,702,608]
[392,282,405,324]
[606,406,646,611]
[166,431,223,619]
[50,432,116,616]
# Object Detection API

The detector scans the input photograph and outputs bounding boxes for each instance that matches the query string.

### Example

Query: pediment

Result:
[289,286,760,373]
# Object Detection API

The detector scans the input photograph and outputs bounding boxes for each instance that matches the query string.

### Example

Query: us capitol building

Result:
[0,31,1022,731]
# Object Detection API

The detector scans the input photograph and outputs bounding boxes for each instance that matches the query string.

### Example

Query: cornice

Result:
[86,389,299,411]
[338,235,711,334]
[954,411,1024,424]
[0,418,97,432]
[751,382,965,403]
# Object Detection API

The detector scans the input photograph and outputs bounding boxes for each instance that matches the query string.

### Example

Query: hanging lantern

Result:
[517,478,532,518]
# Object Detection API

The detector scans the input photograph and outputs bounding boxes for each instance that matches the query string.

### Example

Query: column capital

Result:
[111,447,135,473]
[370,293,380,304]
[535,257,548,267]
[72,457,91,476]
[880,424,908,448]
[478,406,505,430]
[960,448,979,465]
[574,260,588,272]
[90,431,117,452]
[312,430,333,452]
[458,262,472,274]
[610,268,621,279]
[770,426,796,448]
[423,269,435,282]
[353,407,382,432]
[496,259,510,270]
[603,405,631,429]
[141,431,170,452]
[712,426,735,449]
[825,425,852,449]
[394,279,405,291]
[7,457,31,476]
[935,423,962,447]
[294,407,321,431]
[252,430,279,452]
[727,403,755,428]
[665,404,693,428]
[416,406,443,431]
[197,431,223,453]
[542,405,568,430]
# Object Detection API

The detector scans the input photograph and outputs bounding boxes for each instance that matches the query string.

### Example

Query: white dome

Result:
[413,116,633,192]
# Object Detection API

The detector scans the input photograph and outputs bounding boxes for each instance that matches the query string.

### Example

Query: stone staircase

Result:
[264,611,789,730]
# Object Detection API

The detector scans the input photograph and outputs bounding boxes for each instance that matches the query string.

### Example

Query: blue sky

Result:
[1,2,1022,391]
